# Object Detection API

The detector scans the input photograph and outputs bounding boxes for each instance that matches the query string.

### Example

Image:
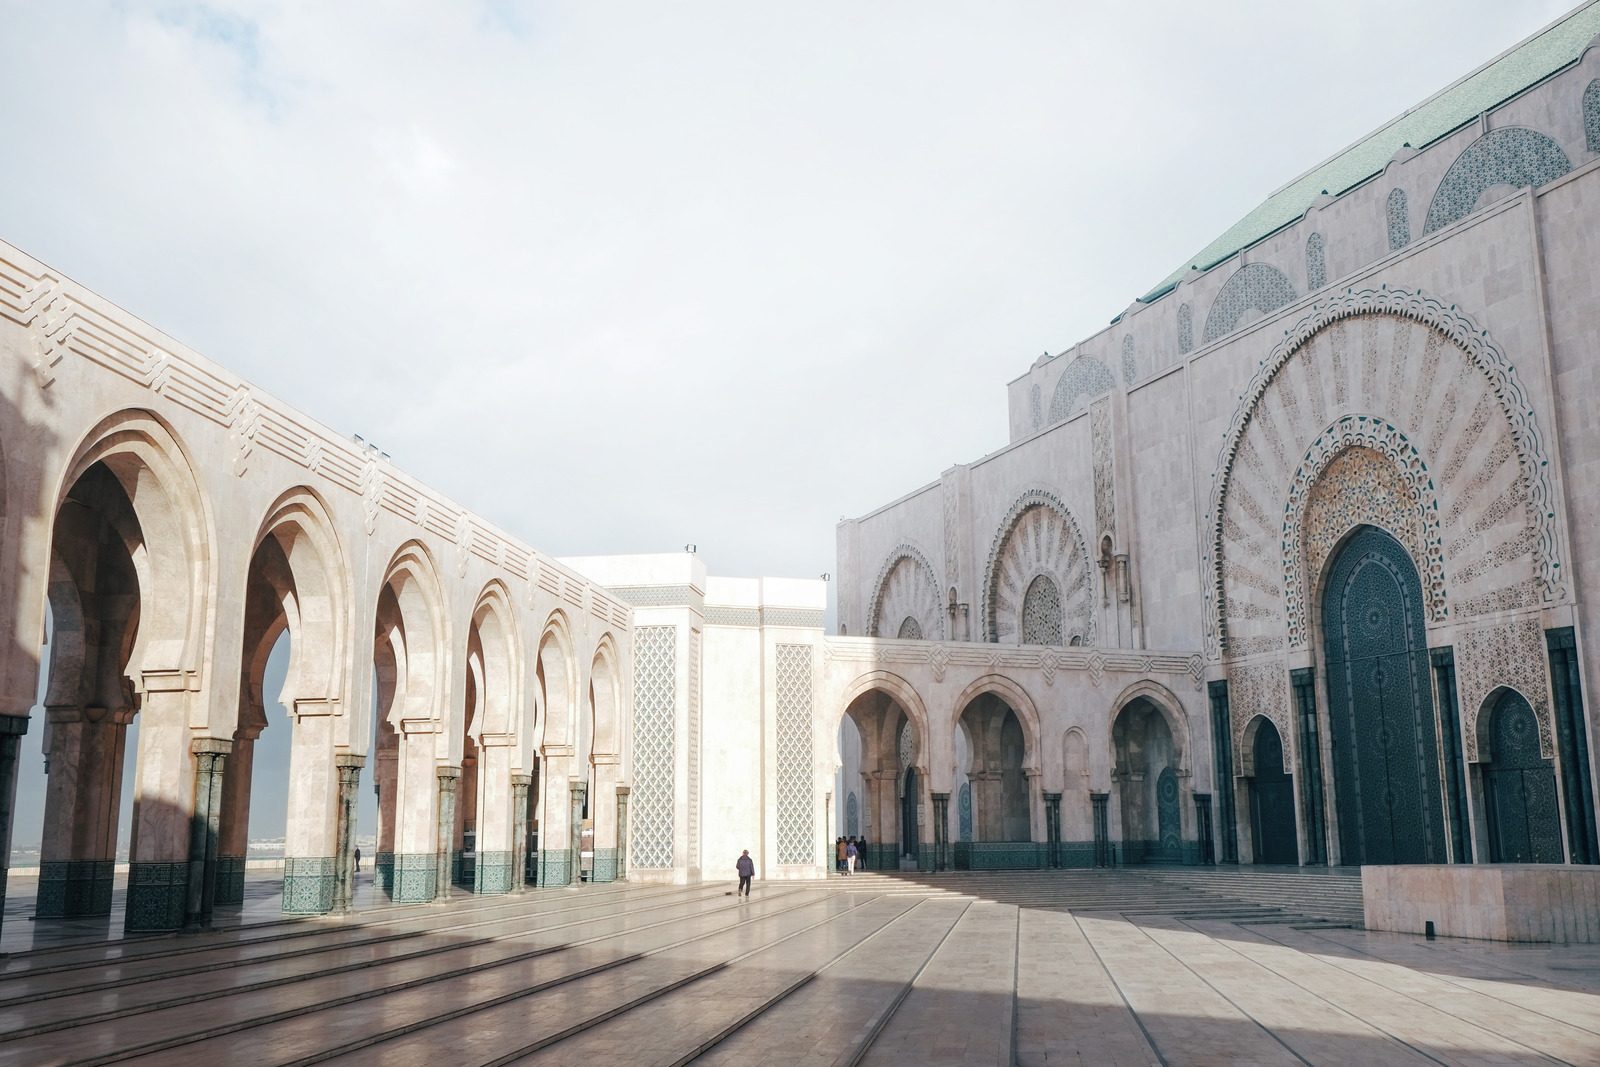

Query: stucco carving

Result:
[980,489,1094,646]
[866,544,945,641]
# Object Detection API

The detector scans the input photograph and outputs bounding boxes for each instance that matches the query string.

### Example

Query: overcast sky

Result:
[3,0,1574,845]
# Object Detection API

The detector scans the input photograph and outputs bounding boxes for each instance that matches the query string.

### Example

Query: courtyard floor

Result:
[0,866,1596,1066]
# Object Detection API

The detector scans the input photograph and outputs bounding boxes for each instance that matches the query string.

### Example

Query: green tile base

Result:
[537,851,571,887]
[375,852,395,894]
[590,848,617,884]
[954,841,1046,870]
[391,853,437,903]
[215,855,246,904]
[475,851,514,895]
[125,861,188,932]
[282,856,337,914]
[35,859,114,918]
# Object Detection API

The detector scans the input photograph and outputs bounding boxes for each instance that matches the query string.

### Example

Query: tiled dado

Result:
[538,851,572,887]
[125,862,188,932]
[215,855,247,904]
[34,859,114,918]
[391,853,438,903]
[282,856,336,914]
[474,851,515,894]
[375,851,395,893]
[590,848,617,883]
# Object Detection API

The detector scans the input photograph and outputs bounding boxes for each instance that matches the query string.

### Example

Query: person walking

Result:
[835,837,847,874]
[354,847,362,873]
[855,836,868,870]
[845,838,858,875]
[736,850,755,897]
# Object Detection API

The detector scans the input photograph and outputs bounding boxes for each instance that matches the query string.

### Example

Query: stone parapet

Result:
[1363,864,1600,943]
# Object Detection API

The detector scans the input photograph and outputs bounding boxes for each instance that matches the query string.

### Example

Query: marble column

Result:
[434,766,460,903]
[538,747,575,886]
[391,722,439,903]
[969,770,1004,841]
[374,738,398,893]
[510,773,532,892]
[215,722,260,905]
[37,705,127,917]
[615,785,630,880]
[867,769,898,866]
[932,792,950,871]
[332,754,362,912]
[590,754,620,882]
[0,713,29,938]
[474,739,515,894]
[126,681,200,933]
[569,780,588,885]
[184,738,229,930]
[283,708,338,915]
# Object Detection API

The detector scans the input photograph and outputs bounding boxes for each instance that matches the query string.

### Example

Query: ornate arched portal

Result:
[1479,688,1562,863]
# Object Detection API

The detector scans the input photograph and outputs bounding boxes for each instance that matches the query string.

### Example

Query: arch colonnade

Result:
[0,242,632,933]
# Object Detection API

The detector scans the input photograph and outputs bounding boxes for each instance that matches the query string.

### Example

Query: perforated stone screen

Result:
[775,644,815,865]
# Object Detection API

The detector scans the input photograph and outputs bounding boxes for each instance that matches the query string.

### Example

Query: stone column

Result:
[332,754,363,913]
[184,738,230,930]
[434,765,461,903]
[969,770,1003,841]
[538,746,575,886]
[37,705,126,917]
[391,722,439,903]
[590,755,620,882]
[510,773,532,892]
[1044,792,1062,867]
[867,769,898,867]
[374,740,398,893]
[126,680,200,933]
[215,723,260,905]
[0,713,29,938]
[569,780,588,885]
[474,738,515,894]
[615,785,630,880]
[283,706,338,915]
[931,792,950,871]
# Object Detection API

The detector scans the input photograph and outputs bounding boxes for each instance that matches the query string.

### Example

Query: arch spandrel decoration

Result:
[1455,618,1554,762]
[980,489,1093,646]
[866,544,944,641]
[1586,79,1600,154]
[1204,286,1562,661]
[1423,127,1571,235]
[1202,263,1298,346]
[1047,355,1116,423]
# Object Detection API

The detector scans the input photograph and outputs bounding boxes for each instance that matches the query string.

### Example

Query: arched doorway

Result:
[838,681,924,871]
[955,689,1035,867]
[1482,690,1562,863]
[1247,719,1297,864]
[1112,698,1182,863]
[1321,525,1446,864]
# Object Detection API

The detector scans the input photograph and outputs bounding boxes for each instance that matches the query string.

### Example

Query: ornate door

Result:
[1322,526,1446,864]
[1249,720,1298,864]
[1156,767,1181,860]
[1484,690,1563,863]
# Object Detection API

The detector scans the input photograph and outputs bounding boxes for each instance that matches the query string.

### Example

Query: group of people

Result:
[835,835,870,875]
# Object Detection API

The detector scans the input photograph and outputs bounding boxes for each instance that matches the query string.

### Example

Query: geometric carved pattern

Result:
[1048,354,1116,423]
[1121,336,1138,385]
[1423,127,1571,235]
[1021,575,1064,646]
[896,615,924,640]
[1177,302,1194,355]
[1306,232,1326,291]
[1091,399,1117,545]
[867,544,944,640]
[1228,658,1290,777]
[846,792,859,837]
[630,626,677,869]
[1206,287,1562,661]
[775,643,815,865]
[1283,421,1445,647]
[1587,80,1600,154]
[981,489,1094,645]
[958,781,973,841]
[1029,383,1043,432]
[1202,263,1298,345]
[1387,188,1410,251]
[1453,618,1554,762]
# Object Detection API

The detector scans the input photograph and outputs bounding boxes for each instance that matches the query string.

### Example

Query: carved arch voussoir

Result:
[980,488,1095,646]
[865,543,945,640]
[1204,286,1561,660]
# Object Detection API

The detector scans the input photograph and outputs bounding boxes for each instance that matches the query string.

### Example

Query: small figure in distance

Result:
[855,835,868,870]
[736,850,755,897]
[354,846,362,873]
[836,836,847,874]
[845,838,858,875]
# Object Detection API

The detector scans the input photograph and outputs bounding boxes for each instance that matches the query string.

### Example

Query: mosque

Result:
[1,4,1599,937]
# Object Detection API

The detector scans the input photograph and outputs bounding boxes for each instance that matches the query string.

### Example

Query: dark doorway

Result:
[1249,720,1298,864]
[901,767,920,862]
[1322,525,1446,864]
[1483,690,1563,863]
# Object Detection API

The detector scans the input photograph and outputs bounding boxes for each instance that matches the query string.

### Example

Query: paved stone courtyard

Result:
[1,868,1597,1065]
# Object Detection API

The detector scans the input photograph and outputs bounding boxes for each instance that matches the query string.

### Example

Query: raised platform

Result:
[1362,864,1600,943]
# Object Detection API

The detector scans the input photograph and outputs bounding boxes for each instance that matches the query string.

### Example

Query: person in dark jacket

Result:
[736,850,755,896]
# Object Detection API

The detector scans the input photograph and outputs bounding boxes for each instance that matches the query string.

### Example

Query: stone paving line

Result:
[2,871,1597,1067]
[0,885,722,1039]
[52,885,788,1066]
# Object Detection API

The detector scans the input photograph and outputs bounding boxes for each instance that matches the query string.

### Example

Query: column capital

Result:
[435,764,462,783]
[0,712,30,734]
[190,737,233,757]
[511,773,534,788]
[334,752,366,769]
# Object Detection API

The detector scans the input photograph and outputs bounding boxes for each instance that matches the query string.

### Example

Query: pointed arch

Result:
[950,673,1041,773]
[590,632,622,758]
[467,580,520,741]
[250,487,349,716]
[980,488,1093,645]
[1047,354,1115,422]
[1202,262,1297,345]
[866,543,943,640]
[536,609,578,749]
[375,540,449,730]
[1108,679,1191,772]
